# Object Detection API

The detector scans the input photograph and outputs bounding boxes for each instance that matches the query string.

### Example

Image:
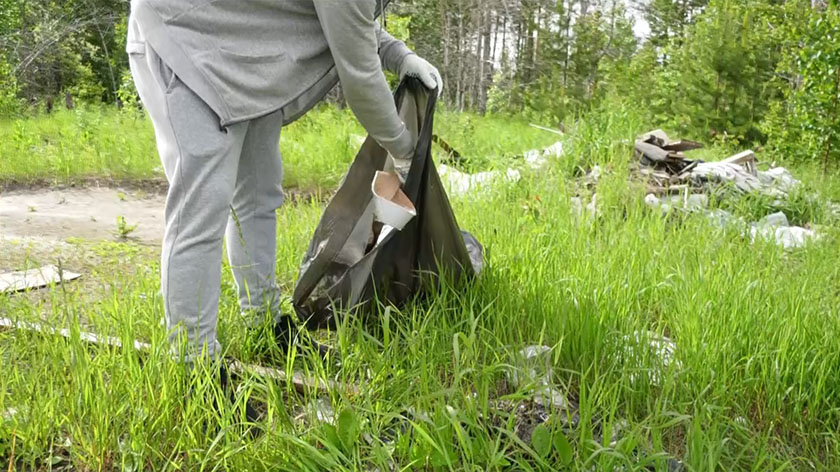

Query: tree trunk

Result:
[94,21,118,105]
[491,9,500,64]
[824,65,840,173]
[440,0,450,105]
[478,9,493,112]
[562,0,573,88]
[456,6,464,111]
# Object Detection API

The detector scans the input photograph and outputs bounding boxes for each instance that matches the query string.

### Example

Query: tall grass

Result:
[2,100,840,470]
[0,105,556,191]
[0,106,158,185]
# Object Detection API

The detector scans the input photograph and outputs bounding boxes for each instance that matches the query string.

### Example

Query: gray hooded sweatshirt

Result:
[130,0,416,158]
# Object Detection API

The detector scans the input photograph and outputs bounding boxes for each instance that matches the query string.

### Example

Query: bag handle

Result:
[394,78,437,200]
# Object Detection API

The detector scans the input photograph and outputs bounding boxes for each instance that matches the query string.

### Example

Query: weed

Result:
[114,215,137,239]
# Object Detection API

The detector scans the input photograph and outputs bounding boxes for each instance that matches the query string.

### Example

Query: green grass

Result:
[0,104,557,191]
[0,106,159,186]
[3,101,840,470]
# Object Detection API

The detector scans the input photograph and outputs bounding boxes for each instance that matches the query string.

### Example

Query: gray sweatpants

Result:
[129,23,283,361]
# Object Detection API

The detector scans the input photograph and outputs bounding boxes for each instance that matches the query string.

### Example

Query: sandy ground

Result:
[1,187,165,245]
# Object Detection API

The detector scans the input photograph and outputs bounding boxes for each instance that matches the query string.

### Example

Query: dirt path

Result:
[1,185,328,247]
[1,187,165,244]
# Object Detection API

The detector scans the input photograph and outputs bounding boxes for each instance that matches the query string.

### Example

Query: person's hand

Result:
[399,55,443,96]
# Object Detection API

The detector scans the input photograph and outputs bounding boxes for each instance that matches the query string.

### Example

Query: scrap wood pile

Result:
[634,129,704,190]
[634,129,796,197]
[632,129,834,249]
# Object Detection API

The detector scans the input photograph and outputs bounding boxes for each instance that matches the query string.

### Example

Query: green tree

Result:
[664,0,784,142]
[765,5,840,169]
[0,56,20,115]
[643,0,709,52]
[485,0,636,124]
[1,0,127,109]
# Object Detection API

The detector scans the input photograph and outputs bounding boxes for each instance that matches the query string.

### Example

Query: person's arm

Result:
[313,0,413,160]
[377,24,443,95]
[376,24,412,75]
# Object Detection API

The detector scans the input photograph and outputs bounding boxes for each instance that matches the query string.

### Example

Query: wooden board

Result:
[0,317,150,350]
[431,134,463,161]
[635,141,671,162]
[662,139,704,152]
[722,150,756,165]
[0,317,357,396]
[0,265,81,293]
[721,150,758,176]
[639,129,671,146]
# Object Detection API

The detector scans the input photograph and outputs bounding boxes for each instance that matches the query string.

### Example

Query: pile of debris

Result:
[634,130,704,191]
[635,129,823,249]
[634,129,797,197]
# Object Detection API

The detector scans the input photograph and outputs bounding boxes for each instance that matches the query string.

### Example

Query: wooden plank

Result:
[639,129,670,146]
[662,140,703,152]
[721,150,758,177]
[0,265,81,293]
[635,141,671,163]
[231,361,358,396]
[721,150,756,165]
[677,160,701,179]
[0,317,149,350]
[0,317,357,396]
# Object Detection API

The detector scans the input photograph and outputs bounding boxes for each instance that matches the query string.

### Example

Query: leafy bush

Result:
[764,8,840,169]
[0,57,22,116]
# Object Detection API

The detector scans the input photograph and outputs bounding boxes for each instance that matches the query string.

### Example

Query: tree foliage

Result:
[666,0,782,142]
[764,5,840,168]
[0,0,127,110]
[643,0,708,52]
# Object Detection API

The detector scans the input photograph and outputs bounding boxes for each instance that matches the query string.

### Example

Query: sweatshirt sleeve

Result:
[313,0,414,160]
[376,24,414,74]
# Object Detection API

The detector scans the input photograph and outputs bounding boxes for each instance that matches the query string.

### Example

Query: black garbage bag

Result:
[292,78,483,328]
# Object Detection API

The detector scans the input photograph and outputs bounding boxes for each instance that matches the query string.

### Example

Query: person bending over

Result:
[127,0,441,423]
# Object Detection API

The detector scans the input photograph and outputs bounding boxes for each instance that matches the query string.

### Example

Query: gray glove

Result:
[399,54,443,96]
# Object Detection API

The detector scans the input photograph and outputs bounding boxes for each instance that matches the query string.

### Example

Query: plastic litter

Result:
[523,141,563,169]
[507,345,569,410]
[622,331,679,386]
[371,171,416,230]
[438,165,521,196]
[749,212,820,249]
[644,193,708,214]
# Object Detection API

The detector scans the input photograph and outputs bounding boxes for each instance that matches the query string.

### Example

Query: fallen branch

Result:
[0,317,357,396]
[431,134,462,162]
[529,123,565,136]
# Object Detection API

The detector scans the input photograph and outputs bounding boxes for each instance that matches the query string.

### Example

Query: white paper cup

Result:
[372,171,416,230]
